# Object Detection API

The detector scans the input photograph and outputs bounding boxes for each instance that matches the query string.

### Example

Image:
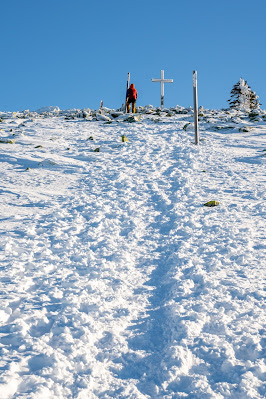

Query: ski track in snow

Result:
[0,110,265,398]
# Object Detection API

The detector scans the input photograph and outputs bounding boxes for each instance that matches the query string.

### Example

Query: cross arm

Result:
[152,79,174,83]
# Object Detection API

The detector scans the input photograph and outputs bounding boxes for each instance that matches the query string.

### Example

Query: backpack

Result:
[128,88,137,100]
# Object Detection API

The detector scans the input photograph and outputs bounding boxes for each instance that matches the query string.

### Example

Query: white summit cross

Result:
[152,69,173,109]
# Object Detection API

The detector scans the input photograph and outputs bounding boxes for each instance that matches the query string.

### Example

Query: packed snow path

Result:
[0,109,265,398]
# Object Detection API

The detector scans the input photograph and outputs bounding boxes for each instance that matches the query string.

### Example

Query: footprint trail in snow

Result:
[0,107,265,398]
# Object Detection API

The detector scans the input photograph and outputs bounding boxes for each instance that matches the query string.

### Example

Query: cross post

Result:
[152,70,173,109]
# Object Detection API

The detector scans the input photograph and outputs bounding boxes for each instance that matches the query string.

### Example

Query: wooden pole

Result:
[193,70,199,145]
[125,72,130,113]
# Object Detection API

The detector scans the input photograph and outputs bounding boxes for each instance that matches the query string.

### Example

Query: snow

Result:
[35,106,60,114]
[0,106,265,398]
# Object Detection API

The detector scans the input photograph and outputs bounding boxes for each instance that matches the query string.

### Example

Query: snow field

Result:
[0,109,265,398]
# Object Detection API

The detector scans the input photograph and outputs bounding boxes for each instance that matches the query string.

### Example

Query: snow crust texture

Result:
[0,107,265,398]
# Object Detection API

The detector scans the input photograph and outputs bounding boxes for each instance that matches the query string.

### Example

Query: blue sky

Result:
[1,0,266,111]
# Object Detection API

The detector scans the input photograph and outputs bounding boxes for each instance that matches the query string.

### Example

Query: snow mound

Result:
[35,106,60,113]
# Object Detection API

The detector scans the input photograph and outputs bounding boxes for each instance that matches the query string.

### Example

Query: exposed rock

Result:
[96,113,112,122]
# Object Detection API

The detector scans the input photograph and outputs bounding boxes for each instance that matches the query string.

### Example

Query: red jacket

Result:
[127,84,137,100]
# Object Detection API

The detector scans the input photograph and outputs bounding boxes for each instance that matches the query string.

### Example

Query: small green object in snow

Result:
[204,201,220,207]
[88,136,94,140]
[0,139,15,144]
[121,135,129,142]
[94,148,100,152]
[35,145,43,148]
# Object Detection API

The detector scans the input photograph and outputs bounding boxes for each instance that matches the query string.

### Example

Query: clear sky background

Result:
[1,0,266,111]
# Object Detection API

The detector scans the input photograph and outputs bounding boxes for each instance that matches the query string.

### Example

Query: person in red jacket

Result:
[126,83,138,113]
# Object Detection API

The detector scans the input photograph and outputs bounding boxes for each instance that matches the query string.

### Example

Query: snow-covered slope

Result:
[0,106,265,398]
